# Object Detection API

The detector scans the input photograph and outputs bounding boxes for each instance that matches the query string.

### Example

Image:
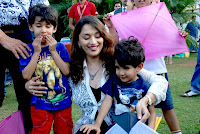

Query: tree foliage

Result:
[161,0,199,24]
[50,0,72,41]
[49,0,118,40]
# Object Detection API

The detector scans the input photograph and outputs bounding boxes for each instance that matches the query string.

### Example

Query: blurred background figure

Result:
[114,0,128,14]
[68,0,97,31]
[4,69,13,99]
[185,15,200,52]
[109,1,122,15]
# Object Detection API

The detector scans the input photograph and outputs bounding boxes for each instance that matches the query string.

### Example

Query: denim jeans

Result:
[190,44,200,93]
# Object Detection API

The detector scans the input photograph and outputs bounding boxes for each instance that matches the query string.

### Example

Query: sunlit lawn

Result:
[0,53,200,133]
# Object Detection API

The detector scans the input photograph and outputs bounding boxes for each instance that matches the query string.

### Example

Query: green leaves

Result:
[50,0,73,40]
[161,0,199,24]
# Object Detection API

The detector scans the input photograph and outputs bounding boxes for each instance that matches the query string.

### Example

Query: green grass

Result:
[1,53,200,133]
[156,53,200,134]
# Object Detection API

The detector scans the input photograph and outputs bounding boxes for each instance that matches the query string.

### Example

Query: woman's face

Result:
[78,24,104,58]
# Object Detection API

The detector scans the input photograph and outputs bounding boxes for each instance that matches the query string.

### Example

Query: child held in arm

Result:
[80,37,156,134]
[19,4,73,134]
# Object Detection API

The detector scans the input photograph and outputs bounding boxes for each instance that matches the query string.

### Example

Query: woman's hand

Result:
[25,76,48,96]
[80,124,101,134]
[136,96,150,123]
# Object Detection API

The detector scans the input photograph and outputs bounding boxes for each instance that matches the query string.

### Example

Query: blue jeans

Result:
[190,44,200,93]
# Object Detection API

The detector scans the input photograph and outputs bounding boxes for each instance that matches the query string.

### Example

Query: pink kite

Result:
[0,110,25,134]
[110,2,189,60]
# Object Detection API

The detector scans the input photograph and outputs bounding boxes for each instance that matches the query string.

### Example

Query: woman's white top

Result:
[69,59,168,133]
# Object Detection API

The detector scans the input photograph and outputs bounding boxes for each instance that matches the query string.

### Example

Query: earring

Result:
[78,44,82,48]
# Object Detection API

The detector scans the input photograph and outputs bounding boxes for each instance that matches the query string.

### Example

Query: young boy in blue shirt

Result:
[80,37,156,133]
[19,4,73,134]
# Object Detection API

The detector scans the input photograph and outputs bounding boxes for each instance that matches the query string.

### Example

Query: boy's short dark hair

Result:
[28,4,58,28]
[114,1,121,6]
[192,15,196,19]
[114,36,145,68]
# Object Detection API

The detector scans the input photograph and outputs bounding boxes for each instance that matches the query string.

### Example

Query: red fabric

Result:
[30,106,73,134]
[68,0,97,24]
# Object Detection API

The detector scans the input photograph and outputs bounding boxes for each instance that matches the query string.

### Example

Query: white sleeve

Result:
[68,77,74,92]
[31,0,50,6]
[138,68,168,105]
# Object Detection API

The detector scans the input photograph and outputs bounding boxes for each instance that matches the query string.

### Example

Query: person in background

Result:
[114,0,128,14]
[0,0,49,133]
[165,55,173,64]
[185,15,200,52]
[4,69,13,99]
[68,0,97,31]
[103,0,183,133]
[180,17,200,97]
[105,1,122,32]
[109,1,122,15]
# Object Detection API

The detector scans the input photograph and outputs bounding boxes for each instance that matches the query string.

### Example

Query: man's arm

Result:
[69,18,75,31]
[0,29,31,59]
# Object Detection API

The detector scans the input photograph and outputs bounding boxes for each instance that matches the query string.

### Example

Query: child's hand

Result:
[80,124,101,134]
[103,13,114,28]
[46,35,57,52]
[179,29,188,39]
[32,36,42,53]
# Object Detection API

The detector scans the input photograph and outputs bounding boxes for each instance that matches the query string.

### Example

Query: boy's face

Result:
[114,3,121,10]
[29,16,57,45]
[115,60,142,83]
[134,0,151,8]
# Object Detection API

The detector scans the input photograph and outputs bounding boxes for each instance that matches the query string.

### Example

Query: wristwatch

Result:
[145,95,152,105]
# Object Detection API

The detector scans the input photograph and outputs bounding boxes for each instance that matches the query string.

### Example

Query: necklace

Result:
[77,5,86,19]
[89,66,102,80]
